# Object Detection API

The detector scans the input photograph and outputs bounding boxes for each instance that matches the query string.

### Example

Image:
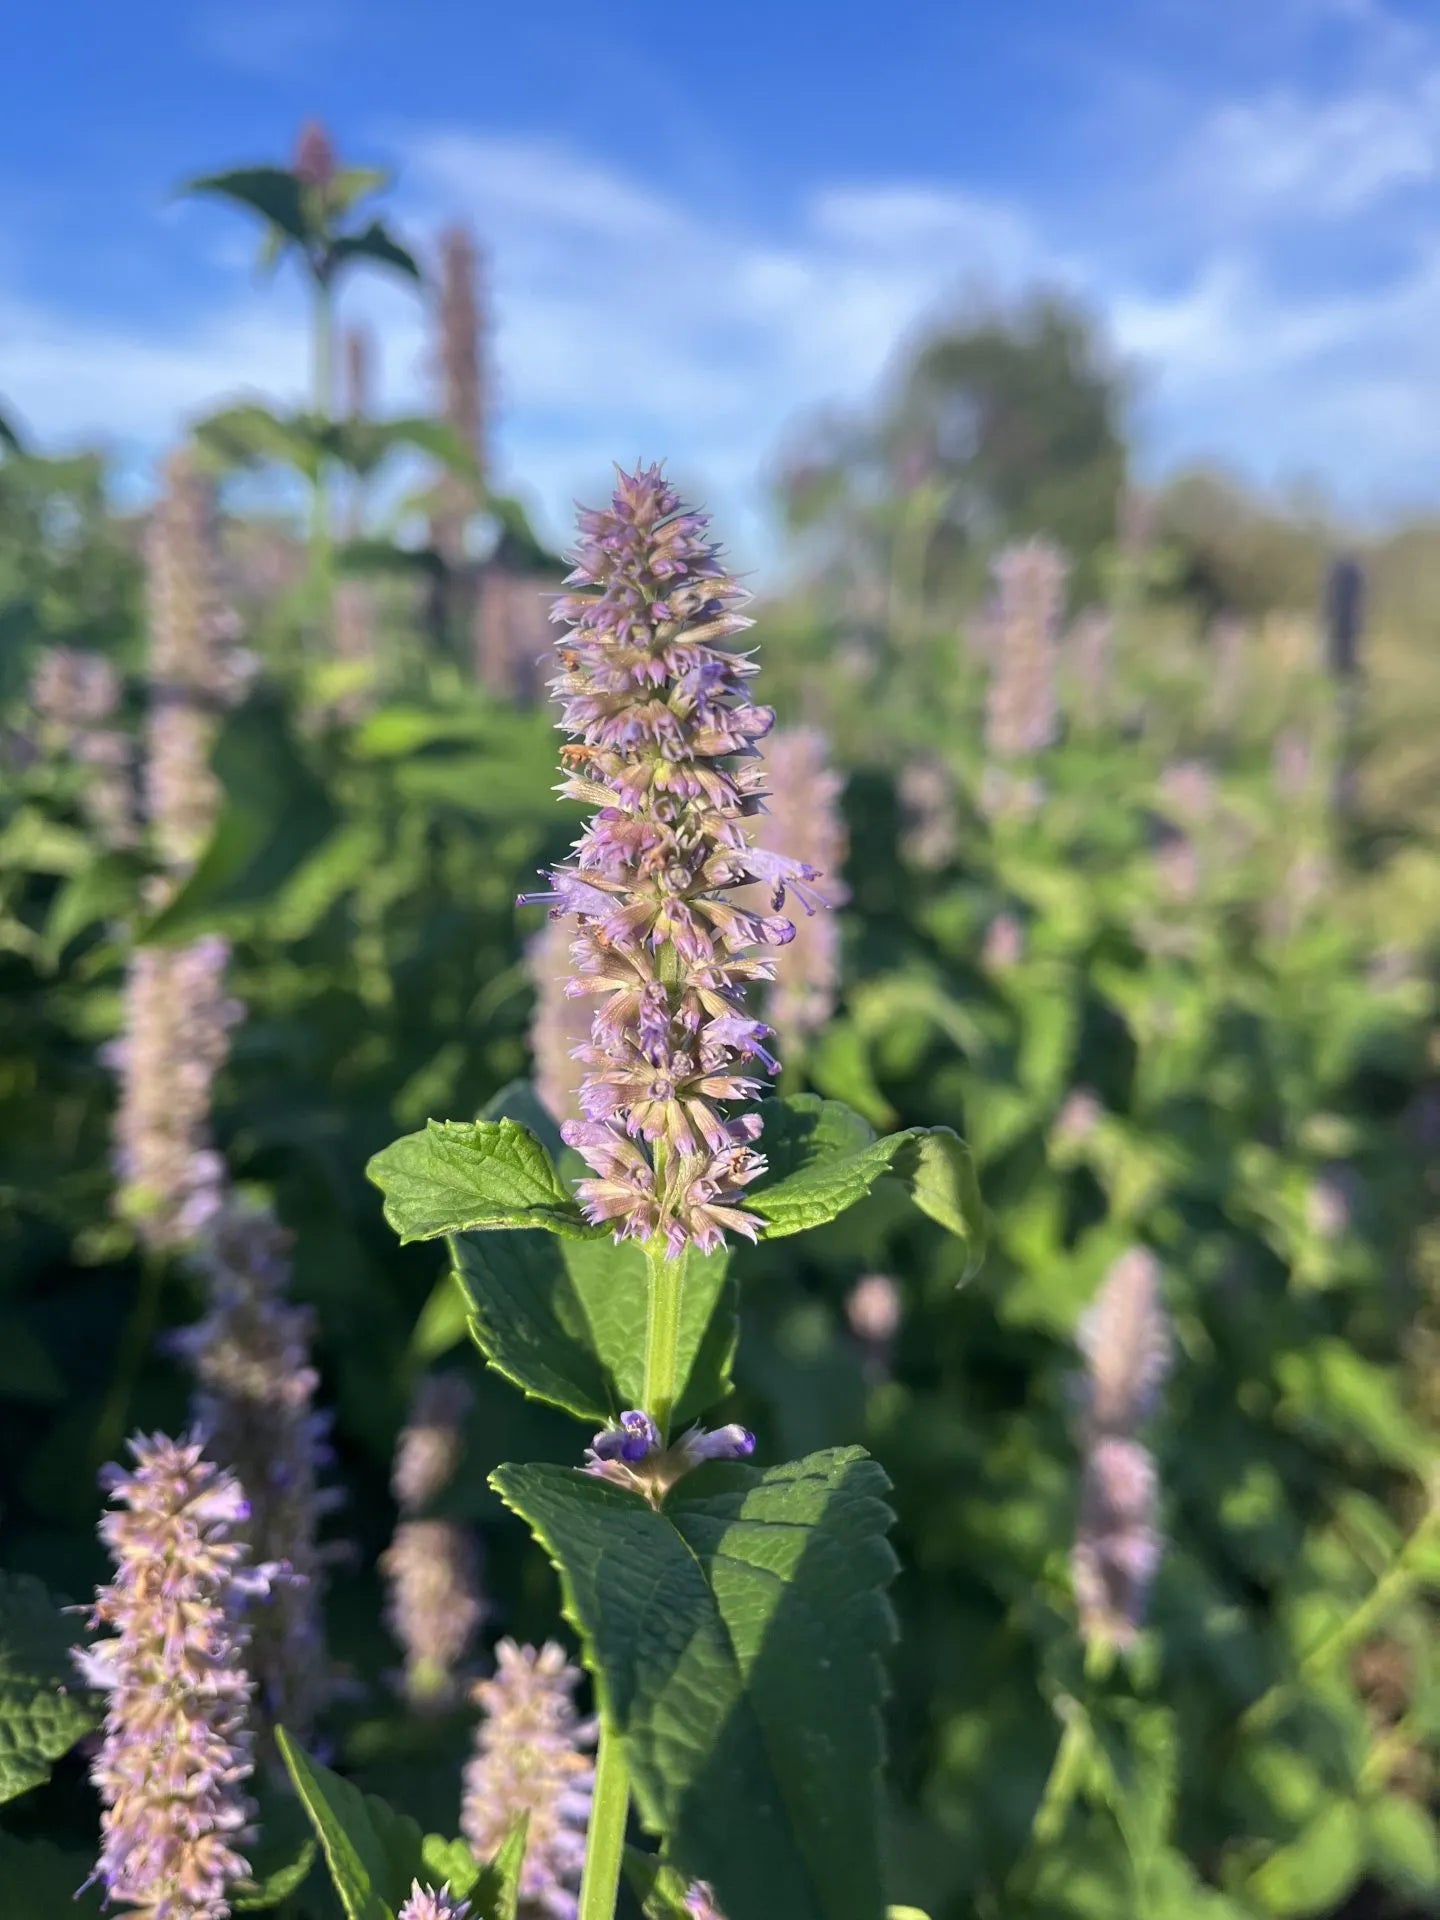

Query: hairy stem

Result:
[93,1249,166,1467]
[644,1239,687,1443]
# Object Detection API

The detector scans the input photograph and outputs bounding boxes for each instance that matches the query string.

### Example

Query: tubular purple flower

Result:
[753,728,847,1056]
[462,1640,597,1919]
[1071,1248,1171,1650]
[75,1432,271,1919]
[582,1413,754,1500]
[522,465,820,1255]
[684,1884,726,1919]
[398,1884,471,1920]
[173,1195,336,1745]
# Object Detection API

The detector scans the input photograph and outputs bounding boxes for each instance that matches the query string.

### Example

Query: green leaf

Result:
[0,1832,105,1917]
[455,1230,735,1424]
[277,1728,423,1920]
[1366,1795,1440,1899]
[337,417,479,483]
[749,1096,985,1275]
[42,849,142,962]
[327,166,390,215]
[1247,1800,1365,1916]
[368,1117,593,1244]
[330,219,423,283]
[182,167,312,247]
[0,1571,98,1804]
[195,404,325,481]
[141,695,337,944]
[493,1448,898,1920]
[467,1816,529,1920]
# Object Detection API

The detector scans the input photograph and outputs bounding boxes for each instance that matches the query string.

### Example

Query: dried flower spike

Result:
[522,464,823,1256]
[462,1639,597,1919]
[75,1431,272,1920]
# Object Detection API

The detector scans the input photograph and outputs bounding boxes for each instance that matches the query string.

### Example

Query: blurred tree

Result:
[776,292,1129,610]
[1150,466,1329,618]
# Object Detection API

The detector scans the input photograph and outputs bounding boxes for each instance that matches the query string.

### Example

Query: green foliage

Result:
[279,1729,524,1920]
[492,1449,898,1920]
[750,1093,985,1271]
[367,1117,593,1243]
[454,1230,736,1426]
[0,1572,97,1804]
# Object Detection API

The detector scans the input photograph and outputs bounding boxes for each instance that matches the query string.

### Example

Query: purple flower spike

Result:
[75,1431,271,1918]
[522,465,825,1254]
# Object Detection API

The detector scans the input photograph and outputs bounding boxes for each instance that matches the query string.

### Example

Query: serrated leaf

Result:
[0,1570,98,1804]
[140,695,337,944]
[492,1448,898,1920]
[455,1230,735,1424]
[749,1096,985,1275]
[0,1832,105,1917]
[368,1118,592,1243]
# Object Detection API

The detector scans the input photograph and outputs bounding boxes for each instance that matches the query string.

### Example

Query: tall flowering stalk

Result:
[519,464,821,1920]
[522,464,819,1265]
[173,1195,336,1747]
[110,450,249,1250]
[398,1886,470,1920]
[382,1372,484,1710]
[1071,1248,1171,1652]
[431,224,484,576]
[108,938,243,1249]
[333,324,377,713]
[983,538,1066,762]
[461,1639,596,1920]
[75,1432,271,1919]
[754,728,847,1058]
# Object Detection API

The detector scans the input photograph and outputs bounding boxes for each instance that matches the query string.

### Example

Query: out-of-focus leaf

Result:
[141,695,336,943]
[182,167,311,247]
[329,219,422,283]
[0,1571,98,1803]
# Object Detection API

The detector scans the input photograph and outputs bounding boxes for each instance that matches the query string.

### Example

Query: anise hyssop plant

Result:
[368,464,984,1920]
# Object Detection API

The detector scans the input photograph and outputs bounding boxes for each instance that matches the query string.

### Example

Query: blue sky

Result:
[4,0,1440,569]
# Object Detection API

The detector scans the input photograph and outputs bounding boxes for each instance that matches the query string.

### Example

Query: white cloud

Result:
[8,110,1440,567]
[1180,84,1440,219]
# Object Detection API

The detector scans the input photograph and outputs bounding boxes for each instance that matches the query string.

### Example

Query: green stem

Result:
[310,275,335,646]
[576,1239,689,1920]
[577,1713,631,1920]
[643,1239,687,1442]
[1030,1699,1090,1847]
